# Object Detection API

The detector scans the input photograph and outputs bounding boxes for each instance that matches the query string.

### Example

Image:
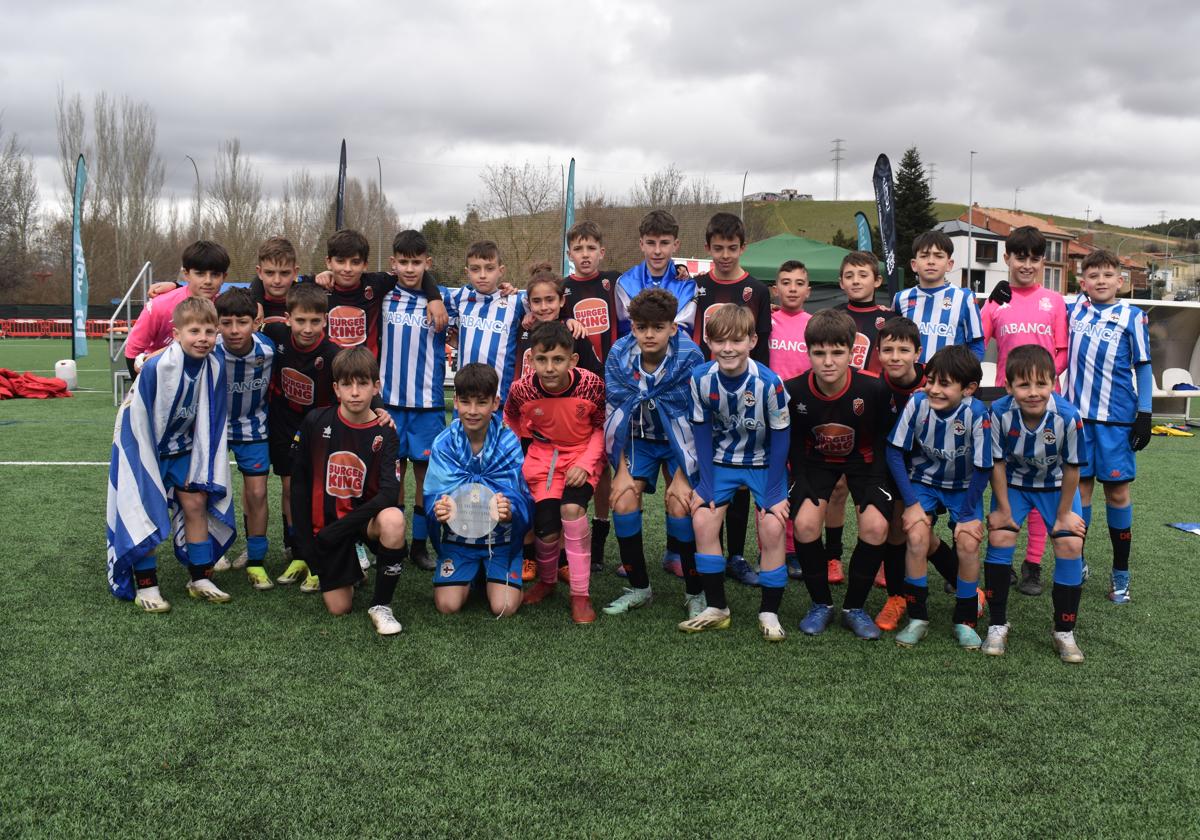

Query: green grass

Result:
[2,339,1199,838]
[750,200,969,244]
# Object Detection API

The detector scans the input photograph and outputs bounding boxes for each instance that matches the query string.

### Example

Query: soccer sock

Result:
[1081,503,1093,531]
[825,525,845,561]
[613,511,648,590]
[535,536,559,585]
[843,540,883,610]
[1025,508,1047,566]
[726,487,750,558]
[134,568,159,590]
[984,545,1015,626]
[1107,504,1132,572]
[562,517,591,597]
[797,538,832,605]
[668,516,703,596]
[1052,556,1084,631]
[282,513,294,549]
[884,542,905,597]
[759,565,786,614]
[928,541,957,583]
[371,545,408,607]
[412,505,428,549]
[591,517,610,566]
[523,540,535,564]
[695,552,728,610]
[187,541,214,581]
[904,575,929,621]
[954,577,979,627]
[247,535,268,564]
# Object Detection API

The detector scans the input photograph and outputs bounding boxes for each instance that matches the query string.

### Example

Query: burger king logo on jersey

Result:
[281,368,315,405]
[572,299,610,335]
[326,451,367,499]
[327,305,367,347]
[814,422,856,458]
[851,332,870,368]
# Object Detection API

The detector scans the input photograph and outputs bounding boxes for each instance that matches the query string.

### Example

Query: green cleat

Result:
[246,566,274,591]
[895,619,930,648]
[683,592,707,619]
[954,623,982,650]
[186,579,231,603]
[602,586,653,615]
[299,574,321,593]
[276,559,309,585]
[677,606,731,633]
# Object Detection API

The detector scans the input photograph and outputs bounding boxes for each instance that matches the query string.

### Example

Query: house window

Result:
[975,241,997,263]
[1046,240,1063,263]
[1043,267,1061,290]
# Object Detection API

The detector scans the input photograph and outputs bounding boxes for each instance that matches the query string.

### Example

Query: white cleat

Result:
[186,578,232,603]
[368,605,403,636]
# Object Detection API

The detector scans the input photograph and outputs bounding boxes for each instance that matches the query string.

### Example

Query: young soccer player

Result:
[602,288,706,617]
[250,236,303,325]
[289,347,409,634]
[893,230,984,363]
[785,309,895,640]
[679,305,790,640]
[425,364,533,616]
[835,251,896,374]
[615,209,696,336]
[514,264,603,380]
[106,297,236,611]
[1066,250,1152,604]
[887,346,992,649]
[504,322,607,624]
[984,345,1088,662]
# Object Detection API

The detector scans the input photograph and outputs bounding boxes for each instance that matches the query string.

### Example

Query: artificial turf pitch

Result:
[2,339,1198,838]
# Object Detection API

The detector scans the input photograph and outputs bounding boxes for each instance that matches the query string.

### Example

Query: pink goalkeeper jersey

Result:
[768,309,811,380]
[124,285,210,360]
[980,284,1068,386]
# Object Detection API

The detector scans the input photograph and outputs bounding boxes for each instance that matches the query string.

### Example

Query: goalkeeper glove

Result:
[1129,412,1152,451]
[987,280,1012,306]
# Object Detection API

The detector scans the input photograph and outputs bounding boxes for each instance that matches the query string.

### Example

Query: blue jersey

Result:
[630,352,670,442]
[1065,298,1151,424]
[446,286,526,402]
[990,393,1085,490]
[219,333,274,443]
[381,283,449,409]
[159,354,207,457]
[689,360,789,467]
[888,392,992,491]
[893,284,983,363]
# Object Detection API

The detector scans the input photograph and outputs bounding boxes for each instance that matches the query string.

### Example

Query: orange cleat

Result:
[523,580,556,605]
[521,558,537,582]
[558,564,571,584]
[875,594,907,632]
[977,586,987,619]
[571,594,596,624]
[828,558,845,585]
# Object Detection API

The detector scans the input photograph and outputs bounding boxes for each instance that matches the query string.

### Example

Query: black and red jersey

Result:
[560,271,620,361]
[264,323,340,431]
[513,327,603,381]
[248,276,295,326]
[785,369,893,466]
[834,301,897,374]
[325,272,399,356]
[884,362,925,418]
[692,271,772,364]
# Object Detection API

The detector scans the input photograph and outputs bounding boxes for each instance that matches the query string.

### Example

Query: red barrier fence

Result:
[0,319,128,338]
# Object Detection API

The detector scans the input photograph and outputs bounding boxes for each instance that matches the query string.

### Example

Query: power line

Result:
[927,162,937,195]
[830,139,845,201]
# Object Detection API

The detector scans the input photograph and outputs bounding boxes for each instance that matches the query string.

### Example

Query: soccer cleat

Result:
[299,574,321,594]
[981,624,1009,656]
[231,548,249,570]
[1051,630,1085,664]
[557,564,571,584]
[522,580,556,605]
[276,559,310,585]
[134,586,171,614]
[187,579,232,603]
[943,579,956,595]
[1081,562,1090,583]
[615,563,630,579]
[410,543,435,572]
[571,595,597,625]
[873,564,887,589]
[827,558,845,585]
[677,606,732,633]
[662,553,684,578]
[1017,561,1043,596]
[798,603,836,636]
[841,608,881,640]
[602,587,653,615]
[786,553,803,580]
[895,619,930,648]
[726,555,760,587]
[521,558,537,582]
[213,554,232,573]
[368,604,403,636]
[1108,571,1131,604]
[683,592,707,619]
[758,611,786,642]
[874,594,907,632]
[954,623,982,650]
[246,566,274,591]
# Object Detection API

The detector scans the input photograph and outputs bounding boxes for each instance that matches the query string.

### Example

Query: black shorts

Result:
[789,461,895,518]
[310,527,378,592]
[269,420,300,477]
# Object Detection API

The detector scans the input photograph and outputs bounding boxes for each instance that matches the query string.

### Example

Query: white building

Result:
[934,219,1008,294]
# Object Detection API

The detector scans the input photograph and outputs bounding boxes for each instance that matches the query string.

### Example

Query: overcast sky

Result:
[3,0,1198,231]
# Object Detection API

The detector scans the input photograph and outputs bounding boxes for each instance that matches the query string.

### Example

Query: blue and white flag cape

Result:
[105,343,236,600]
[604,331,703,487]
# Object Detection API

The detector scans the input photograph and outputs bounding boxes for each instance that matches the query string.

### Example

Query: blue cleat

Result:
[1108,570,1131,604]
[726,555,760,587]
[841,608,881,640]
[786,552,803,580]
[799,603,836,635]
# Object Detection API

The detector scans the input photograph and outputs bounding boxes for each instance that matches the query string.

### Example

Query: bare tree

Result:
[474,161,560,273]
[277,168,333,270]
[684,175,721,206]
[206,138,268,279]
[0,122,41,293]
[629,164,686,209]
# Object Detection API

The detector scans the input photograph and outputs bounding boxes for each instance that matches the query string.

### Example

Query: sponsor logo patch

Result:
[573,299,611,335]
[813,422,856,457]
[327,305,367,347]
[851,332,870,369]
[282,368,315,405]
[326,450,366,499]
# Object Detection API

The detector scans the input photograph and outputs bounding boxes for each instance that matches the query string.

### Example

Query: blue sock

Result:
[1053,556,1084,587]
[1106,503,1132,530]
[695,552,725,575]
[957,577,979,599]
[247,535,268,563]
[666,515,693,555]
[905,575,928,588]
[413,506,428,541]
[985,545,1016,567]
[759,565,787,588]
[188,541,213,568]
[1081,504,1092,531]
[133,553,157,572]
[613,510,642,538]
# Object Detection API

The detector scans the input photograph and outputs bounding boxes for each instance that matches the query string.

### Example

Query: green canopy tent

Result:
[739,233,885,308]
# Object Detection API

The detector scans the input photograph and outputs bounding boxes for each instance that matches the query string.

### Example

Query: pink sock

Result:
[562,517,591,596]
[1025,507,1047,565]
[534,536,559,584]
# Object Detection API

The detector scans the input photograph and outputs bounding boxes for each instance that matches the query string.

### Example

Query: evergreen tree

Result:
[894,146,938,285]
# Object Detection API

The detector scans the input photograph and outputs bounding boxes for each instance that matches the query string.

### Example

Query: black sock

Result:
[904,579,929,620]
[617,530,649,590]
[591,518,610,564]
[760,586,784,614]
[1052,583,1082,632]
[797,538,832,604]
[884,542,905,596]
[702,572,728,610]
[523,541,535,563]
[188,563,214,582]
[282,512,293,548]
[412,506,426,553]
[667,533,680,557]
[371,545,408,607]
[843,540,883,610]
[953,596,978,627]
[984,563,1011,626]
[825,525,844,561]
[726,488,750,557]
[928,541,957,582]
[135,568,158,590]
[1109,526,1131,572]
[558,548,567,568]
[680,540,703,596]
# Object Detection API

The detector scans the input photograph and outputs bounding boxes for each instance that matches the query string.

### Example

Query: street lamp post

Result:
[185,155,202,238]
[965,150,976,289]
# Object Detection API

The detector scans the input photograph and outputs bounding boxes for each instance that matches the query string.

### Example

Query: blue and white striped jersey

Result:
[689,360,789,467]
[160,357,204,456]
[888,392,992,490]
[219,333,274,442]
[1065,298,1151,424]
[630,353,670,442]
[445,286,526,402]
[381,283,450,409]
[990,393,1086,489]
[892,284,984,363]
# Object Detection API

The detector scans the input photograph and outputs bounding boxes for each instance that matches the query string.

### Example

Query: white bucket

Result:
[55,359,78,390]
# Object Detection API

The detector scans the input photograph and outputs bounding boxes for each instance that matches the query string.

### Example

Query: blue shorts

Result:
[230,440,270,476]
[1079,420,1135,483]
[159,452,192,490]
[387,408,446,462]
[915,483,983,525]
[623,438,681,494]
[704,464,786,509]
[433,541,522,589]
[992,486,1083,532]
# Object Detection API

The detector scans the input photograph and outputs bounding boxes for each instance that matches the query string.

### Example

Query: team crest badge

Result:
[742,287,752,302]
[314,357,324,369]
[372,435,383,452]
[602,278,611,291]
[942,297,953,309]
[254,356,264,368]
[1043,429,1056,445]
[439,559,455,578]
[744,392,756,406]
[498,297,508,308]
[364,286,375,301]
[953,420,966,436]
[852,397,865,416]
[1038,297,1051,311]
[875,317,886,329]
[1108,312,1120,322]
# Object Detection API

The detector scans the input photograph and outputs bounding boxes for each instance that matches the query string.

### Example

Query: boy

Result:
[980,226,1070,596]
[893,230,984,363]
[125,241,230,376]
[984,345,1088,662]
[289,347,409,635]
[250,236,303,325]
[425,364,533,617]
[615,209,696,336]
[679,305,790,640]
[1066,250,1152,604]
[211,288,276,589]
[602,288,706,617]
[505,321,607,624]
[768,260,812,380]
[834,251,896,374]
[785,309,895,640]
[887,346,992,649]
[106,297,236,611]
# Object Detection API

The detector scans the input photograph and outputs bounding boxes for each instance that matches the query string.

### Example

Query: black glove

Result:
[1129,412,1152,451]
[987,280,1012,306]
